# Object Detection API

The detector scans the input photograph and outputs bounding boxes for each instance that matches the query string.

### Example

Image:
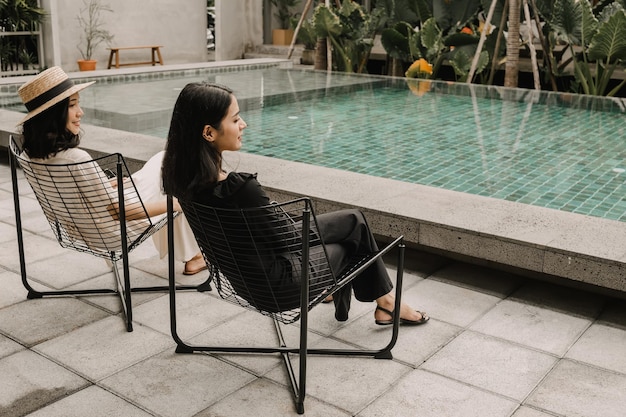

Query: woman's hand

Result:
[110,176,131,189]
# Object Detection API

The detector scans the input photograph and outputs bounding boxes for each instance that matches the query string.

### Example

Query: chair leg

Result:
[111,258,133,332]
[167,240,406,414]
[10,151,38,298]
[297,297,308,414]
[123,255,133,332]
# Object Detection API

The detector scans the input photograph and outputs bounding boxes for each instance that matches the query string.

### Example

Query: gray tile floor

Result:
[1,158,626,417]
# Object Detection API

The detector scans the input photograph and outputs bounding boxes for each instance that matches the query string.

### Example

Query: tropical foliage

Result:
[375,0,626,96]
[541,0,626,96]
[379,0,494,81]
[311,0,383,73]
[0,0,45,72]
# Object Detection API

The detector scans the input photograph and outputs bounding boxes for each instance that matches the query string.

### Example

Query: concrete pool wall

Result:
[2,60,625,297]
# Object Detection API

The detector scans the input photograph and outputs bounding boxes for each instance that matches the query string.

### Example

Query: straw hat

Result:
[17,66,95,125]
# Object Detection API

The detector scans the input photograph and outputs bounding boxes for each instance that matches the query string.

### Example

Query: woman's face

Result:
[205,95,247,153]
[66,93,83,135]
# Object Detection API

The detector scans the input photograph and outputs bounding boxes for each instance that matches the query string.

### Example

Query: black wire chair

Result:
[9,135,211,332]
[167,195,405,414]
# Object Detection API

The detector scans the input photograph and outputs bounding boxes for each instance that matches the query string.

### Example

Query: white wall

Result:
[37,0,266,71]
[41,0,208,71]
[215,0,263,61]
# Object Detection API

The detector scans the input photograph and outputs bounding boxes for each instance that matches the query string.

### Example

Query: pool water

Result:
[242,83,626,221]
[3,66,625,222]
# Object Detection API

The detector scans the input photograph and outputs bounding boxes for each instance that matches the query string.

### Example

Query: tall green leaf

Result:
[407,29,423,60]
[588,7,626,62]
[406,0,432,22]
[450,49,489,81]
[432,0,481,32]
[312,4,342,39]
[580,0,599,47]
[420,17,443,60]
[381,30,406,60]
[551,0,583,44]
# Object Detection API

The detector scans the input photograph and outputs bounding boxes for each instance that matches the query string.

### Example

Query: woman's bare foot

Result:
[183,252,207,275]
[374,293,429,325]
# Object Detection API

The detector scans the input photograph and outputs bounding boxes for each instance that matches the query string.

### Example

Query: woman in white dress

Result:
[16,66,206,275]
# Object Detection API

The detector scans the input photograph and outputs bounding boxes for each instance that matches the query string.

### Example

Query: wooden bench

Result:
[107,45,164,69]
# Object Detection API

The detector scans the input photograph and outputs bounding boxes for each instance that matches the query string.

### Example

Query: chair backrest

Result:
[180,197,336,323]
[10,136,155,258]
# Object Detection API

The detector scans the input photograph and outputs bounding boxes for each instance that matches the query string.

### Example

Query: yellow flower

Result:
[405,58,433,78]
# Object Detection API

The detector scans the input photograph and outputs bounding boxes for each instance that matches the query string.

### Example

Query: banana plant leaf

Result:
[406,0,433,23]
[551,0,585,45]
[450,48,490,81]
[420,17,444,60]
[581,0,600,46]
[433,0,482,32]
[381,22,417,61]
[312,4,342,39]
[588,5,626,62]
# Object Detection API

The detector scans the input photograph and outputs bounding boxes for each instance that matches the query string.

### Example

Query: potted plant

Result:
[270,0,298,45]
[296,17,317,64]
[76,0,114,71]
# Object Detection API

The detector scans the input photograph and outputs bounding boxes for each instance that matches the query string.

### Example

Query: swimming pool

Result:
[3,64,625,222]
[241,78,626,222]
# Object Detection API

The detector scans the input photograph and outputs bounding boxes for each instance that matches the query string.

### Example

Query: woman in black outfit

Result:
[161,82,428,325]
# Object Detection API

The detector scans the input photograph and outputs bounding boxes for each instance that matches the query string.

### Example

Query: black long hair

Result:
[21,97,80,159]
[162,82,233,199]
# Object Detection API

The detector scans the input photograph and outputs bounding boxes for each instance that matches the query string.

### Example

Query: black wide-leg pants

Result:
[315,209,393,303]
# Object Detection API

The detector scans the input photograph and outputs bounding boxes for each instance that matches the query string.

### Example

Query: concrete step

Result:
[245,44,307,65]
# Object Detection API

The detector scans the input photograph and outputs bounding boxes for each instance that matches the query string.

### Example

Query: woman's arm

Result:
[107,195,182,220]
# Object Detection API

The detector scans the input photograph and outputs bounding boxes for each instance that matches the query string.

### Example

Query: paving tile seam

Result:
[93,381,163,417]
[248,375,351,416]
[0,329,27,350]
[24,346,96,384]
[414,367,531,408]
[206,350,281,379]
[423,273,527,299]
[27,384,94,417]
[30,324,178,382]
[152,309,253,341]
[558,320,597,359]
[558,356,626,378]
[76,292,131,316]
[594,320,626,331]
[520,358,625,417]
[351,366,417,416]
[186,363,308,414]
[504,296,607,320]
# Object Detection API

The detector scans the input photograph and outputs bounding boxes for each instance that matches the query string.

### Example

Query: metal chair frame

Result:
[166,195,405,414]
[9,135,210,332]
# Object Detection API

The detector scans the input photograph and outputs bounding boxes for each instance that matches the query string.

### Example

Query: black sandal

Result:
[374,306,429,326]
